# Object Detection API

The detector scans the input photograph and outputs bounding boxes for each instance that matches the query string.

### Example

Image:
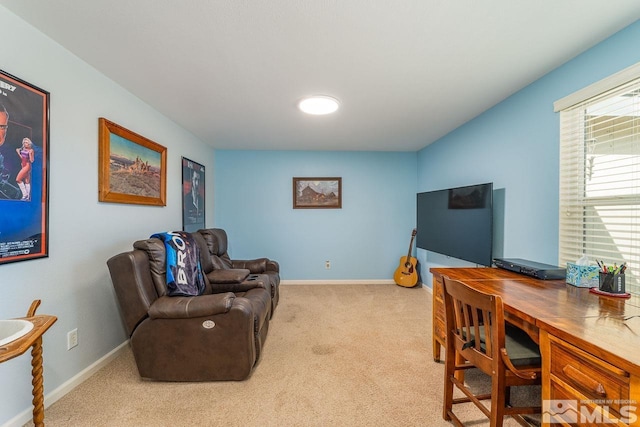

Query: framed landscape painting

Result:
[293,177,342,209]
[98,118,166,206]
[181,157,205,232]
[0,69,50,264]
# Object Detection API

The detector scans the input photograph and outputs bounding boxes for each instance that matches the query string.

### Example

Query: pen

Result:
[599,260,607,273]
[618,263,626,274]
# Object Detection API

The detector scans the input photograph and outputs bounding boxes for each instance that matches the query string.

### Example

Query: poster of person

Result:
[0,70,49,264]
[182,157,205,232]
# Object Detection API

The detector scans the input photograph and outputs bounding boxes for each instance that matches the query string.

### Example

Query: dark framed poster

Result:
[182,157,205,232]
[0,70,50,264]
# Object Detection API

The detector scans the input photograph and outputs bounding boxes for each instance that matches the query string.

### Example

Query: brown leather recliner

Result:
[197,228,280,317]
[106,236,271,381]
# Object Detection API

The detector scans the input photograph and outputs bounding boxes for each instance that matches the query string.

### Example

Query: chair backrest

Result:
[442,276,506,376]
[133,238,169,297]
[107,249,160,337]
[197,228,233,269]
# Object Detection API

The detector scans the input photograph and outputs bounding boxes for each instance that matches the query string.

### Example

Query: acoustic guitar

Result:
[394,228,418,287]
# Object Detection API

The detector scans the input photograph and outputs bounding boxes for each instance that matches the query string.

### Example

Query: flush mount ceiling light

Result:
[298,95,340,115]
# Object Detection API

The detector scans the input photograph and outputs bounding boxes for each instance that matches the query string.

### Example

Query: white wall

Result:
[0,8,215,426]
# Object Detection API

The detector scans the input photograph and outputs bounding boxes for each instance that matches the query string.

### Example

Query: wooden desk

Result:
[430,267,640,427]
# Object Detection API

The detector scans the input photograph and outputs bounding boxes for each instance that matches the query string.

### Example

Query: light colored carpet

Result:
[25,284,539,426]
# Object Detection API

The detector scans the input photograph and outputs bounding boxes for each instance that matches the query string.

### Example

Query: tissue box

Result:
[566,263,600,287]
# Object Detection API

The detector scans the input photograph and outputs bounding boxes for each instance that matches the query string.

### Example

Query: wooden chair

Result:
[441,276,541,427]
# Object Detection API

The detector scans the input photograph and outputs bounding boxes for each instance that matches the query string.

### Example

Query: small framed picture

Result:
[293,177,342,209]
[182,157,205,232]
[98,118,167,206]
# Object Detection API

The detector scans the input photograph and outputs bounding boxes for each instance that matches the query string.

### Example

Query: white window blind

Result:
[559,76,640,295]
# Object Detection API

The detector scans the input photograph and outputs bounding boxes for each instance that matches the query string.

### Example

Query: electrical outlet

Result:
[325,260,331,269]
[67,328,78,350]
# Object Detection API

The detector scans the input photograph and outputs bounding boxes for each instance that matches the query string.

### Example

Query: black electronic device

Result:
[493,258,566,280]
[416,183,493,266]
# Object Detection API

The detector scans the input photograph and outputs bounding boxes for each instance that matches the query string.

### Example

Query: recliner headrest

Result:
[211,228,228,255]
[133,238,167,297]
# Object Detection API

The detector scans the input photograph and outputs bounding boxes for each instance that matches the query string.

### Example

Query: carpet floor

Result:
[25,284,539,426]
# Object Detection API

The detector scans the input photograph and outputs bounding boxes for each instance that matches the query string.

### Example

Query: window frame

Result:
[556,63,640,295]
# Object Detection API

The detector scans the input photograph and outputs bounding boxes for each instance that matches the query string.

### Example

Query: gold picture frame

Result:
[98,118,167,206]
[293,177,342,209]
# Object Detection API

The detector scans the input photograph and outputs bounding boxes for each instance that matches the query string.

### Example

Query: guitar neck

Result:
[405,237,414,259]
[405,229,417,260]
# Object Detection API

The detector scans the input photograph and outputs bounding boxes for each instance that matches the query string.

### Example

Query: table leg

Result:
[30,337,45,427]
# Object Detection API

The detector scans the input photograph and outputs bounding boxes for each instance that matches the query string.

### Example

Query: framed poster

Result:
[293,177,342,209]
[98,118,167,206]
[182,157,205,232]
[0,70,50,265]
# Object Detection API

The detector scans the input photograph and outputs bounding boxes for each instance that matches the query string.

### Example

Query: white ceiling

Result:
[2,1,640,151]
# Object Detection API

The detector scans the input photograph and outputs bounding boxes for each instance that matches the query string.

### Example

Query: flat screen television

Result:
[416,183,493,266]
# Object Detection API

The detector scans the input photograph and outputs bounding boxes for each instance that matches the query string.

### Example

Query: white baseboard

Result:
[281,280,432,293]
[281,279,396,285]
[2,341,129,427]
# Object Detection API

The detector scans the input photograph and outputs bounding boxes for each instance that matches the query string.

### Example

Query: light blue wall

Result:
[416,20,640,285]
[214,150,417,280]
[0,8,215,426]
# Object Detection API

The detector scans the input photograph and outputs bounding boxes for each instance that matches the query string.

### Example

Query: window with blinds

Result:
[557,72,640,295]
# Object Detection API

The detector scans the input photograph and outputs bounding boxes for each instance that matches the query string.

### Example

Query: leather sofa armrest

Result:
[232,258,269,273]
[149,293,235,319]
[207,268,250,283]
[206,272,267,293]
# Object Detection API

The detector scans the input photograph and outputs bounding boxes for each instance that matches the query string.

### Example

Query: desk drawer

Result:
[432,278,446,340]
[549,379,623,427]
[435,299,445,323]
[432,276,446,362]
[549,335,630,415]
[434,317,446,344]
[434,276,445,301]
[433,278,445,322]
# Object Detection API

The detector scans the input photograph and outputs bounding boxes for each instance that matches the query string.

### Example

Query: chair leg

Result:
[443,351,455,420]
[490,374,506,427]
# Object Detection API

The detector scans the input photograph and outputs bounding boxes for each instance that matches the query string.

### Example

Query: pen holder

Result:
[598,272,625,294]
